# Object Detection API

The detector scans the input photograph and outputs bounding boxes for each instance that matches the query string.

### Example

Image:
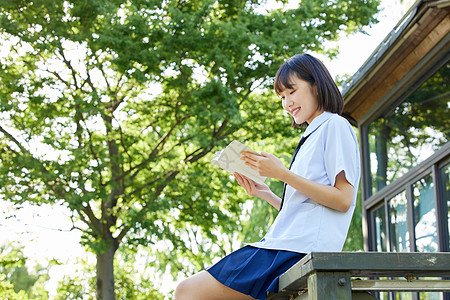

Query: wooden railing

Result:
[267,252,450,300]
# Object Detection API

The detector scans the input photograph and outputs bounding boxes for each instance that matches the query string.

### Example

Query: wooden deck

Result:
[267,252,450,300]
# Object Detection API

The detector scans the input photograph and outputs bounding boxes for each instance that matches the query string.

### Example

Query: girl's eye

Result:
[289,90,296,95]
[280,96,285,100]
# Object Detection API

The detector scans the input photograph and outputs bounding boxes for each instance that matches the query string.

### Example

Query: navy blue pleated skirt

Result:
[206,245,305,300]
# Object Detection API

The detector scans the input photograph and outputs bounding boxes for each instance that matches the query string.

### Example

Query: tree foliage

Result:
[0,0,380,298]
[0,242,49,299]
[55,251,165,300]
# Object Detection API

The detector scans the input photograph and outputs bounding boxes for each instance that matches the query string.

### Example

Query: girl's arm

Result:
[279,169,353,212]
[234,173,282,210]
[241,151,354,213]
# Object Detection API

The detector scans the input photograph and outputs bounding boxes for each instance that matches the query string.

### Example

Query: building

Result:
[342,0,449,298]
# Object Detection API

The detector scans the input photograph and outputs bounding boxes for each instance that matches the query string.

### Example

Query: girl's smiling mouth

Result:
[291,107,301,116]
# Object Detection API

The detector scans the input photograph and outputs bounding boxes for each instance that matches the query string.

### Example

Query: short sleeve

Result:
[323,116,359,188]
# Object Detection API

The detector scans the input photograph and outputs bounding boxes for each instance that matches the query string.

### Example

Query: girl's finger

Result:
[242,174,257,192]
[241,155,258,165]
[240,151,262,162]
[244,161,258,169]
[235,173,254,195]
[242,156,260,168]
[243,178,254,195]
[234,173,245,186]
[235,173,250,190]
[240,175,252,191]
[240,151,260,157]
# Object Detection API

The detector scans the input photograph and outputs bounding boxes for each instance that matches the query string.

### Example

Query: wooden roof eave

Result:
[342,0,450,125]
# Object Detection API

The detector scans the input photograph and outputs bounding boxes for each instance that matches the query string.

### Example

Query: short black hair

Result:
[274,54,343,127]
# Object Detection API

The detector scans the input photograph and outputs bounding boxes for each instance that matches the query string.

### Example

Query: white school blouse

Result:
[250,111,361,254]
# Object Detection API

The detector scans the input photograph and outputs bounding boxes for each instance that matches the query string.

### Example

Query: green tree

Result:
[0,243,30,300]
[342,191,364,251]
[0,278,29,300]
[55,251,165,300]
[0,242,49,299]
[0,0,380,298]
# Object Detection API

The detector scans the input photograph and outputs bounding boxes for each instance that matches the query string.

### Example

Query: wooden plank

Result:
[351,279,450,292]
[291,292,379,300]
[291,252,450,274]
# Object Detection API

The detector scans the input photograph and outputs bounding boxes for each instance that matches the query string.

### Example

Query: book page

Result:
[211,140,267,184]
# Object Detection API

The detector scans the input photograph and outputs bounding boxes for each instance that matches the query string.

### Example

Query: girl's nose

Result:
[284,96,293,108]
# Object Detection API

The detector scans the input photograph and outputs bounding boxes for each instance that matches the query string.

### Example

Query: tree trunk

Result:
[96,245,116,300]
[375,122,390,191]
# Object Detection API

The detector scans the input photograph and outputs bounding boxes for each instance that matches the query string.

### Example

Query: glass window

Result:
[413,173,438,252]
[418,290,442,300]
[440,162,450,250]
[389,191,409,252]
[392,292,414,300]
[367,63,449,196]
[389,290,441,299]
[373,204,387,251]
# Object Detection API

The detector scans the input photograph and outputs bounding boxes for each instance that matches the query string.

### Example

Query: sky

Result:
[0,0,415,297]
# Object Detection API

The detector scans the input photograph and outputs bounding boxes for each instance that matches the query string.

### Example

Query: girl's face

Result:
[279,76,324,125]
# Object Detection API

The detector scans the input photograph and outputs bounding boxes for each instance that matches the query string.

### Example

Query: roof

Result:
[341,0,450,125]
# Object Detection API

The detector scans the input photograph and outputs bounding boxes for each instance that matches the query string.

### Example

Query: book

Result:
[211,140,267,185]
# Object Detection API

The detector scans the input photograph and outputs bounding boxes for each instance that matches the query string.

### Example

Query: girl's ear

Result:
[313,84,318,96]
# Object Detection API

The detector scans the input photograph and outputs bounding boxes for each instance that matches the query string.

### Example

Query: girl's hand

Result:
[234,172,271,198]
[240,151,288,180]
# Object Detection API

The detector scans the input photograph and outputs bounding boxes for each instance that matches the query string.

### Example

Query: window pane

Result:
[418,291,442,300]
[373,204,387,251]
[440,162,450,249]
[368,63,450,195]
[413,173,437,252]
[389,191,409,252]
[378,291,389,300]
[392,292,414,300]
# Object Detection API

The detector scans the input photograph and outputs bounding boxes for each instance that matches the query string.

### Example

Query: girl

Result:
[175,53,361,300]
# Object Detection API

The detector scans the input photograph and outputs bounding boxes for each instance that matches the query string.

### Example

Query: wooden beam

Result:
[351,279,450,292]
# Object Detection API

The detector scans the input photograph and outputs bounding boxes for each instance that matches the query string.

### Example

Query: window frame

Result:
[365,143,450,252]
[360,52,450,253]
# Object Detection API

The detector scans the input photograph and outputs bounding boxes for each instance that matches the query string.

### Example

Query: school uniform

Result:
[207,111,361,299]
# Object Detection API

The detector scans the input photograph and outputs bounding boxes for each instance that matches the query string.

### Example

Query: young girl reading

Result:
[175,53,361,300]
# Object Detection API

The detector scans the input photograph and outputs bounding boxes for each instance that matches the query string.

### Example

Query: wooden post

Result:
[307,271,352,300]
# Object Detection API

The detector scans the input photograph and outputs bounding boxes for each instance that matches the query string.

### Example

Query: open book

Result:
[211,140,267,185]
